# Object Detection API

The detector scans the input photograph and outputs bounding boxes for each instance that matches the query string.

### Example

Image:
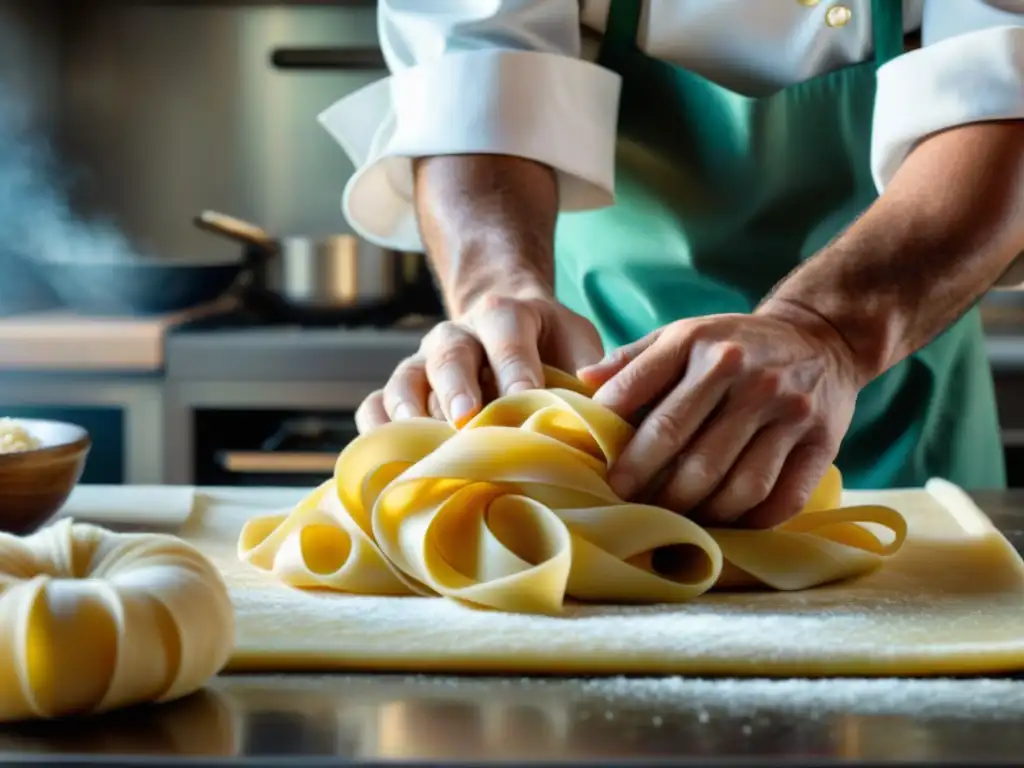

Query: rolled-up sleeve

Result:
[318,0,622,252]
[872,0,1024,191]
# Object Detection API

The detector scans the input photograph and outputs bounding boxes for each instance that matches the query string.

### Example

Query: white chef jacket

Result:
[319,0,1024,253]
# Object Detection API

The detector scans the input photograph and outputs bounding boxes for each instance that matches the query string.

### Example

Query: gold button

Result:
[797,0,821,6]
[825,4,853,27]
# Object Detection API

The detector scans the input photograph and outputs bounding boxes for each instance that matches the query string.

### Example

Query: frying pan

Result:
[33,255,246,316]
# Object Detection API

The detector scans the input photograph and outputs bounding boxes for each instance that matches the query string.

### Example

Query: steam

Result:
[0,86,151,313]
[0,94,144,266]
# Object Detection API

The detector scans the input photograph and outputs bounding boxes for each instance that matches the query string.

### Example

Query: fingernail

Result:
[393,403,415,421]
[449,394,476,425]
[506,381,533,395]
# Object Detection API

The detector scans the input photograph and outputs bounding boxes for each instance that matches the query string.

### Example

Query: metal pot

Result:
[193,210,425,317]
[260,234,423,310]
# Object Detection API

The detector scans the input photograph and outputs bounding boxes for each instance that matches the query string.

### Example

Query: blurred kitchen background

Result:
[3,0,1024,489]
[0,0,443,488]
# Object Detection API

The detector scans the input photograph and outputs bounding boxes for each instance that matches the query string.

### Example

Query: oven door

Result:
[195,411,359,487]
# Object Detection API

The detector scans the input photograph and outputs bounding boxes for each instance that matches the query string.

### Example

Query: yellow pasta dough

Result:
[238,367,907,614]
[0,519,235,722]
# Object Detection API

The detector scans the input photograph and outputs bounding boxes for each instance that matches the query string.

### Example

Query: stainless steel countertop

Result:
[2,491,1024,766]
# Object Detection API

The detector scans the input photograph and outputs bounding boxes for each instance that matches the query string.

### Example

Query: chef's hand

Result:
[356,293,604,433]
[579,311,862,529]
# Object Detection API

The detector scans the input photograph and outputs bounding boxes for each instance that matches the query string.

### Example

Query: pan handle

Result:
[194,210,278,251]
[270,47,386,70]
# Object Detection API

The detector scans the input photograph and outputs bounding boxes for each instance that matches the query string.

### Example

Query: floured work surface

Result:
[180,481,1024,676]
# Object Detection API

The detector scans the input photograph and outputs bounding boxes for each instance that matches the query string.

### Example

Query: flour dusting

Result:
[220,672,1024,722]
[572,676,1024,719]
[204,486,1024,679]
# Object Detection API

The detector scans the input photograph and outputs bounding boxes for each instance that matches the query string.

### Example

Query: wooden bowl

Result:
[0,419,91,534]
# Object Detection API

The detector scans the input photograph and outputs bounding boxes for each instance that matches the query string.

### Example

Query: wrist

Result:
[414,153,560,319]
[447,248,555,318]
[756,295,882,388]
[453,274,555,318]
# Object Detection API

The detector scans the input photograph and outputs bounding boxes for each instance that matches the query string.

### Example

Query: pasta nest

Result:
[0,519,234,721]
[239,367,906,614]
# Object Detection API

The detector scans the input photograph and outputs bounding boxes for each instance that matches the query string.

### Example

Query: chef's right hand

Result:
[355,293,604,433]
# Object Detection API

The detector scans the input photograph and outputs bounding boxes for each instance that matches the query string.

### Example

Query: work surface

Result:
[199,482,1024,677]
[6,489,1024,766]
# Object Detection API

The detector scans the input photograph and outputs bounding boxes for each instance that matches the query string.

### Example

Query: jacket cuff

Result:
[319,50,622,252]
[872,25,1024,190]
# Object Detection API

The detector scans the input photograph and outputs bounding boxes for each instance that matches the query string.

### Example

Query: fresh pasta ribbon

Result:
[238,366,907,614]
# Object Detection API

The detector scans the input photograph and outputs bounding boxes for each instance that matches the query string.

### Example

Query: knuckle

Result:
[660,458,717,512]
[387,359,427,395]
[421,320,458,348]
[751,369,782,398]
[355,391,387,433]
[778,489,811,522]
[476,293,519,316]
[665,457,728,516]
[712,342,745,374]
[782,392,814,421]
[431,343,475,372]
[680,453,722,487]
[605,345,632,366]
[390,360,427,394]
[384,365,412,393]
[728,470,776,509]
[490,340,527,369]
[688,318,716,341]
[394,354,425,374]
[358,389,384,412]
[777,460,832,519]
[790,486,814,513]
[803,423,833,448]
[422,322,478,357]
[646,410,688,444]
[490,347,537,386]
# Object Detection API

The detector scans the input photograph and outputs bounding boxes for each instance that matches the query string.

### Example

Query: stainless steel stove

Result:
[166,305,440,383]
[163,305,442,487]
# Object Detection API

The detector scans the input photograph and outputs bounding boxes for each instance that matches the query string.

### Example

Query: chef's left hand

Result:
[578,311,862,529]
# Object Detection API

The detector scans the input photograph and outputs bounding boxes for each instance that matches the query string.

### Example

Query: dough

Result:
[238,367,906,614]
[0,518,235,722]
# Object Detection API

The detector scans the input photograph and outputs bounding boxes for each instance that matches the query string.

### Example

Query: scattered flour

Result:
[573,676,1024,719]
[221,673,1024,722]
[230,587,1018,676]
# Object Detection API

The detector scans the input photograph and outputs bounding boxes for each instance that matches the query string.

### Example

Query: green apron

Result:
[555,0,1005,489]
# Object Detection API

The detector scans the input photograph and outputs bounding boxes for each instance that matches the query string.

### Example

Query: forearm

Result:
[760,120,1024,384]
[413,154,559,318]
